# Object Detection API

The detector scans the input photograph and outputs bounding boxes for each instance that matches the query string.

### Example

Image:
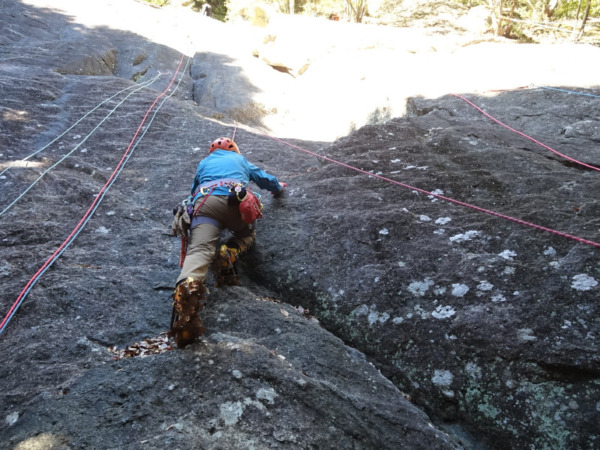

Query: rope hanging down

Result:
[0,74,162,177]
[0,56,189,336]
[452,93,600,172]
[264,134,600,250]
[538,86,600,99]
[0,73,164,217]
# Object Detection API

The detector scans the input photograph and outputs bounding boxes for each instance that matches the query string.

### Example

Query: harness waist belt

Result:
[193,178,242,197]
[191,216,222,229]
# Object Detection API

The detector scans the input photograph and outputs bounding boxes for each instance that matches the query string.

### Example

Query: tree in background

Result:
[346,0,369,21]
[140,0,598,39]
[462,0,599,40]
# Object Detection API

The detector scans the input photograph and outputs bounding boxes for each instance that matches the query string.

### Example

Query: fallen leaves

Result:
[257,296,316,322]
[107,333,173,360]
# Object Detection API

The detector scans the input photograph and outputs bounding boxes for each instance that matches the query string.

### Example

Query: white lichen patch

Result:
[326,287,345,303]
[352,304,369,317]
[5,412,19,426]
[368,309,390,325]
[498,250,517,260]
[428,189,444,203]
[379,228,389,235]
[491,294,507,303]
[435,217,452,225]
[477,281,493,292]
[449,230,480,243]
[432,305,456,319]
[256,387,278,405]
[465,363,482,379]
[517,328,536,342]
[408,278,434,296]
[433,286,447,296]
[543,246,557,256]
[219,401,244,426]
[243,397,266,412]
[432,369,453,387]
[414,304,429,319]
[451,284,469,297]
[571,274,598,291]
[353,304,390,325]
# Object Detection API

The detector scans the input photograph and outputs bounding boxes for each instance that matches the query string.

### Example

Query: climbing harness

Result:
[190,177,242,203]
[0,56,189,336]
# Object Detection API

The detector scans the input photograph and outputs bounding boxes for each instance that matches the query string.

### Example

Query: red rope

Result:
[264,134,600,249]
[0,56,186,334]
[179,236,188,268]
[452,93,600,172]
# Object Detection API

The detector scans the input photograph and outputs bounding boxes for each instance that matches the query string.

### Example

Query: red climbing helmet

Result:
[209,137,240,154]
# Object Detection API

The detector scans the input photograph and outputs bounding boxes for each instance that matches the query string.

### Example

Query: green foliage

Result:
[346,0,368,22]
[307,0,347,17]
[554,0,599,20]
[142,0,170,6]
[224,0,324,17]
[185,0,228,20]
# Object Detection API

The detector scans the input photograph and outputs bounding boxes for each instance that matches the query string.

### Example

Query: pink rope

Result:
[0,56,186,334]
[265,134,600,249]
[452,93,600,172]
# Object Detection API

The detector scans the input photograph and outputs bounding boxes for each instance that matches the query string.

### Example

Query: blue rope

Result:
[0,74,163,217]
[0,74,162,177]
[0,59,190,335]
[539,86,600,99]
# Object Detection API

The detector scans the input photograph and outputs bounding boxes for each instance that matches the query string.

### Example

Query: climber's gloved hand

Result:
[272,182,287,198]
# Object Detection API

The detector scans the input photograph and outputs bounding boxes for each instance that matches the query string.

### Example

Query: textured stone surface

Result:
[1,0,599,449]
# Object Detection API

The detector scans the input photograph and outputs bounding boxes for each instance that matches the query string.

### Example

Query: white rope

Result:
[0,73,162,177]
[0,74,164,217]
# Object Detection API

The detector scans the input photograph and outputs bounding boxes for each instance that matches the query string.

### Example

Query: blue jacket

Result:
[190,150,282,197]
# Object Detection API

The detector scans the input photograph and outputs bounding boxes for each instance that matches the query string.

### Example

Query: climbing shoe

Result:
[168,277,206,348]
[213,245,239,286]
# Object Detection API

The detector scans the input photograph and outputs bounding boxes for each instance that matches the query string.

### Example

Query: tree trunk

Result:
[574,0,582,20]
[571,0,582,39]
[545,0,559,18]
[496,0,504,35]
[577,0,591,40]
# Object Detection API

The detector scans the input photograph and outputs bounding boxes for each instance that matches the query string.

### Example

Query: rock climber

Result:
[169,137,286,348]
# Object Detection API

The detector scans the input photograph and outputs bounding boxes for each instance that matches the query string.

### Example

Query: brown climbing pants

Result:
[177,195,256,284]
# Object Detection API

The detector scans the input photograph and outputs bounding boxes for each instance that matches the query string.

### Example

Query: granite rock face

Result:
[1,1,599,449]
[253,91,600,448]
